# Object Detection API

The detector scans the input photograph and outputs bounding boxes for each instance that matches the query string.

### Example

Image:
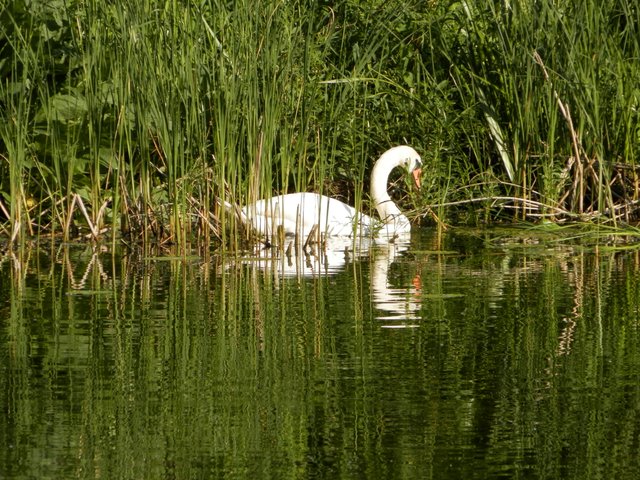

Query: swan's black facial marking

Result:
[403,155,423,172]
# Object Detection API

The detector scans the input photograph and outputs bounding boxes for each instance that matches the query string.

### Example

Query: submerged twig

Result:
[428,192,640,223]
[425,195,573,218]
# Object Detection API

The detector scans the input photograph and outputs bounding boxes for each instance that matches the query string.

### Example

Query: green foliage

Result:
[1,0,639,247]
[440,0,640,219]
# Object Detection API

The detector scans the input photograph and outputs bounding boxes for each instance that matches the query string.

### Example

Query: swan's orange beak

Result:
[412,168,422,189]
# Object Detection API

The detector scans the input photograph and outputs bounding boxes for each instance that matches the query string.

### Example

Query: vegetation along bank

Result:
[1,0,639,249]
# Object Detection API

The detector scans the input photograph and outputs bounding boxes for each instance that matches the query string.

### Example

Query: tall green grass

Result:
[441,0,640,222]
[1,0,639,249]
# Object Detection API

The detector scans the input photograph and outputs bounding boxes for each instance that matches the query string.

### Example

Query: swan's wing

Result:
[243,193,374,237]
[242,193,323,236]
[312,195,371,235]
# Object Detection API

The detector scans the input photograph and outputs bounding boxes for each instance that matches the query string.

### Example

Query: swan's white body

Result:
[241,145,422,239]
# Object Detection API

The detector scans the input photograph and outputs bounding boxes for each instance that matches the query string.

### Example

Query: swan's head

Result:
[384,145,422,189]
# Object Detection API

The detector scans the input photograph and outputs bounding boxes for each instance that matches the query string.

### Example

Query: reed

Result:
[441,0,640,223]
[1,0,639,249]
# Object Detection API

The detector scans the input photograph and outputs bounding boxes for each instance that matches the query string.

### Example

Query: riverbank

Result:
[2,0,639,247]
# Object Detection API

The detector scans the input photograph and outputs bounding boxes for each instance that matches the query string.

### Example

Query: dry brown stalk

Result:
[533,51,586,214]
[74,194,100,241]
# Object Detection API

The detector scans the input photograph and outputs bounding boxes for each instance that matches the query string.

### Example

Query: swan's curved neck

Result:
[370,155,405,223]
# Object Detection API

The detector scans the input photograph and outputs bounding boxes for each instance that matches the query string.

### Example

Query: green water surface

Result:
[1,230,639,479]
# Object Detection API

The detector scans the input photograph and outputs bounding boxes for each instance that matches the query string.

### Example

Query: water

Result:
[1,230,639,479]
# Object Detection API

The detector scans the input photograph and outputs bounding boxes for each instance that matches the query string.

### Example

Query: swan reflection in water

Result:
[239,236,371,278]
[369,241,422,328]
[239,236,422,328]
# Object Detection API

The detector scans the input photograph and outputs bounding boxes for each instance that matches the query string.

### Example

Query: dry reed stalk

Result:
[534,51,586,214]
[304,224,319,249]
[74,194,100,240]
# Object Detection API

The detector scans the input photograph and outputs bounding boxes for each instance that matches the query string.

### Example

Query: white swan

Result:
[240,145,422,240]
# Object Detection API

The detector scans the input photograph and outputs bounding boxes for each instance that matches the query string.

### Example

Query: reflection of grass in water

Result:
[65,290,112,296]
[2,236,640,477]
[421,293,465,299]
[487,224,640,251]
